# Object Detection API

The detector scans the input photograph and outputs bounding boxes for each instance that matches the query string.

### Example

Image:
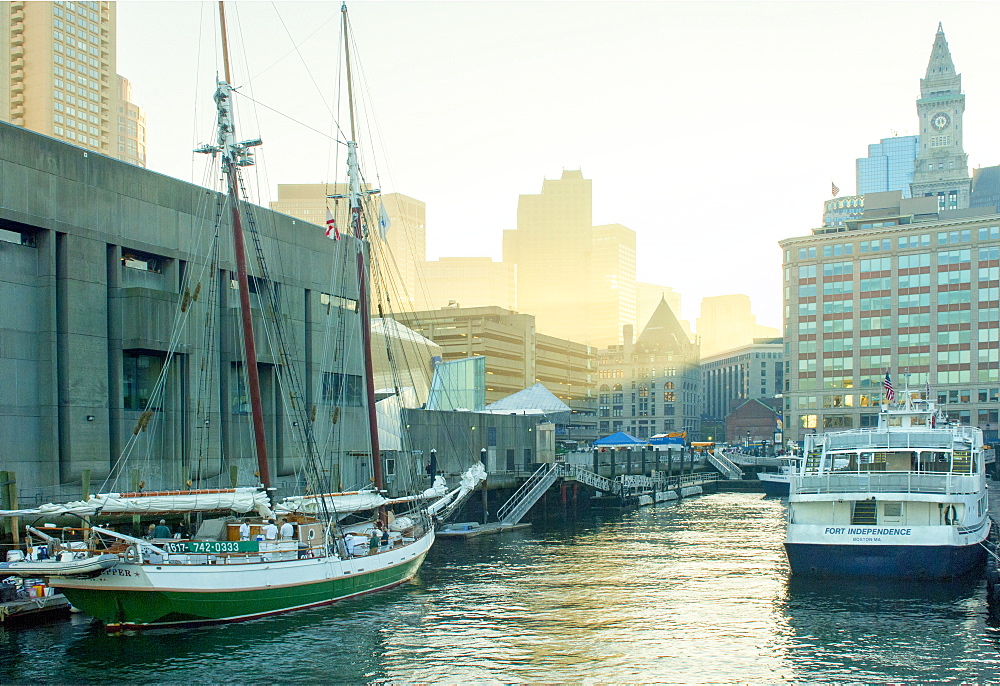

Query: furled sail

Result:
[0,488,273,518]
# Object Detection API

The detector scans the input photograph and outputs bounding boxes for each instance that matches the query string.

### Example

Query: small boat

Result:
[756,457,800,497]
[2,554,119,578]
[784,389,990,580]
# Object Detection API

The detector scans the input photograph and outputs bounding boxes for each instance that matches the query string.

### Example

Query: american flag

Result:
[831,181,840,197]
[883,372,895,403]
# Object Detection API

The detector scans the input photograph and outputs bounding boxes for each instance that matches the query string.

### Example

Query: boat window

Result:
[883,502,902,517]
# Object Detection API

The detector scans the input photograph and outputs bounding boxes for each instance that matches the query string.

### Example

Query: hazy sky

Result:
[116,1,1000,329]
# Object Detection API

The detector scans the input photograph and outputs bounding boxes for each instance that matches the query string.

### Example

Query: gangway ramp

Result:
[497,463,560,525]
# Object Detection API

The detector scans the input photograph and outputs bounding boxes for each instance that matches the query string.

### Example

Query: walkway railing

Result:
[706,451,744,479]
[497,463,560,524]
[560,463,620,494]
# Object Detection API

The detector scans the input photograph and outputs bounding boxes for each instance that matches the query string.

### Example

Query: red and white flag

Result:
[831,181,840,197]
[883,371,895,404]
[325,208,340,240]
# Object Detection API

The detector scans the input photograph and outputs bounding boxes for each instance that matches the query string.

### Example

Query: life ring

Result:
[307,528,316,541]
[124,545,138,563]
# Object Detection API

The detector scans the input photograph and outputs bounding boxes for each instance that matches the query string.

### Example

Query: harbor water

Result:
[3,492,999,683]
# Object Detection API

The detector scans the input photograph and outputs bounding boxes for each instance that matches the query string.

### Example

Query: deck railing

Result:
[793,471,983,496]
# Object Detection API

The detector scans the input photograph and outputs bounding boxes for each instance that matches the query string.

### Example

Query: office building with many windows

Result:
[700,339,783,441]
[780,191,1000,443]
[1,1,147,166]
[857,135,919,198]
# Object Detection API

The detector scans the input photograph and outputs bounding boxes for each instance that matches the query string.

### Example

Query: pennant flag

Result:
[831,181,840,197]
[325,208,340,241]
[378,202,391,240]
[925,380,931,401]
[883,371,895,404]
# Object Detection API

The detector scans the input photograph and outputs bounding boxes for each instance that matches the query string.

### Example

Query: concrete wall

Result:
[0,122,374,501]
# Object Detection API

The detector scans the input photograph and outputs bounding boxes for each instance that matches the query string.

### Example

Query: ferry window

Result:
[883,502,902,517]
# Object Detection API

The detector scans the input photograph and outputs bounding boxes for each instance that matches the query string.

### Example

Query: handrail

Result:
[705,451,743,479]
[497,464,559,524]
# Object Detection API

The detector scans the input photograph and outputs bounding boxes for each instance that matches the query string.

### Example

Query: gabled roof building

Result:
[596,297,702,440]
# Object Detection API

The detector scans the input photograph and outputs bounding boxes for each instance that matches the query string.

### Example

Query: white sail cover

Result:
[274,491,388,516]
[0,488,273,518]
[427,462,488,516]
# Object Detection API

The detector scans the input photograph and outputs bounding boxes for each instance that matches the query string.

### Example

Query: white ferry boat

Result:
[784,393,989,579]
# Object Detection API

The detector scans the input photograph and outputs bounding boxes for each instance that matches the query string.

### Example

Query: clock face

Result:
[931,112,951,131]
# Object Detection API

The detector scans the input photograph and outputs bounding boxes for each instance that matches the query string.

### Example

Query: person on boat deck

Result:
[279,519,295,539]
[146,523,156,540]
[152,519,171,539]
[380,526,390,550]
[262,520,278,540]
[369,525,383,553]
[239,520,251,541]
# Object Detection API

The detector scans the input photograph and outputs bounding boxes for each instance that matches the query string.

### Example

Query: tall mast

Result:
[196,2,270,489]
[341,2,384,492]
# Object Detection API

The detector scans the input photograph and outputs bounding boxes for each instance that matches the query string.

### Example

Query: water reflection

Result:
[2,493,999,683]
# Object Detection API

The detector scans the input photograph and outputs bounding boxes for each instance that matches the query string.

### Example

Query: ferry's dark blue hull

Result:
[785,542,986,580]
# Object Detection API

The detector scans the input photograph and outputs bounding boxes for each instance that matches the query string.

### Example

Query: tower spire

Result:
[923,23,956,81]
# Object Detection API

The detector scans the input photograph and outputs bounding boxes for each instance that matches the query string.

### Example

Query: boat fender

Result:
[123,545,138,564]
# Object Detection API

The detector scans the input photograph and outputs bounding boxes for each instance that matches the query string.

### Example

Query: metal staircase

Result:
[706,450,744,479]
[497,463,560,524]
[851,499,878,525]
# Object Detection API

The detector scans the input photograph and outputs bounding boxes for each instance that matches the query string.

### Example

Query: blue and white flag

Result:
[378,202,391,240]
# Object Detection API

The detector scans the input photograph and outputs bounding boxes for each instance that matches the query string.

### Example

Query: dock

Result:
[437,522,531,539]
[0,593,71,624]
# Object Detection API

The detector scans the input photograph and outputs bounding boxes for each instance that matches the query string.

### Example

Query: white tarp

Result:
[274,491,387,516]
[0,488,273,519]
[427,462,488,517]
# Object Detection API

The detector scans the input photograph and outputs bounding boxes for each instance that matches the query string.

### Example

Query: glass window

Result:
[123,350,165,410]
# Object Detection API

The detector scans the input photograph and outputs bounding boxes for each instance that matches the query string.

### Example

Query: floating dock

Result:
[0,593,71,624]
[436,522,532,539]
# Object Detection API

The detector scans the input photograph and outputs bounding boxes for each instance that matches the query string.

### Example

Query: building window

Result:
[123,350,165,410]
[322,372,362,406]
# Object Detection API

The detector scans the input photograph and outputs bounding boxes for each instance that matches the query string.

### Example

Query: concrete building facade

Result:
[0,121,385,499]
[695,294,779,359]
[910,24,972,210]
[1,1,147,167]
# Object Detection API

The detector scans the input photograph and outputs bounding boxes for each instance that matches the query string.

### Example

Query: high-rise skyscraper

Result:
[269,184,426,310]
[696,294,779,358]
[502,170,636,348]
[857,135,919,197]
[909,24,972,209]
[1,1,146,167]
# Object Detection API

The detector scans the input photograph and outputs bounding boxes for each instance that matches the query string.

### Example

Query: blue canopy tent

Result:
[593,431,646,448]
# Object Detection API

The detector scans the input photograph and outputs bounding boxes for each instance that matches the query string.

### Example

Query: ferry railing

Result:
[793,470,982,496]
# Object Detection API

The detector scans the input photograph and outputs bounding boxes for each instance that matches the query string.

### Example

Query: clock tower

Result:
[910,24,972,210]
